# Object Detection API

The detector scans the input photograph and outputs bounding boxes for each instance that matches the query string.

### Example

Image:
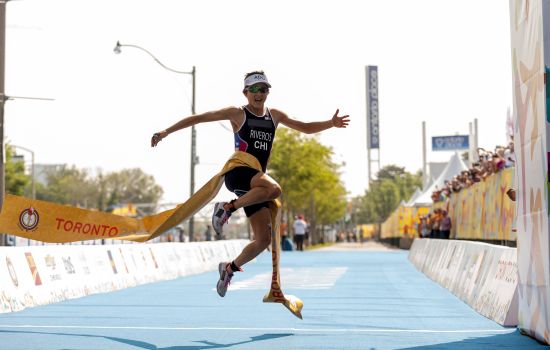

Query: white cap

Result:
[244,73,271,88]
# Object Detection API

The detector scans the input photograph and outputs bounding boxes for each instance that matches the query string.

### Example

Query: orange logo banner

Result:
[0,152,260,243]
[0,152,304,318]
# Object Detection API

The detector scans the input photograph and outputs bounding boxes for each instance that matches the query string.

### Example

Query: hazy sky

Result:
[6,0,513,204]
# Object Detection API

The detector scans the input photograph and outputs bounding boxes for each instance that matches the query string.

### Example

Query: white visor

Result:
[244,73,271,88]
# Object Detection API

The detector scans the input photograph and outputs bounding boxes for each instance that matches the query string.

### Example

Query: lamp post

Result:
[114,41,197,241]
[1,1,7,217]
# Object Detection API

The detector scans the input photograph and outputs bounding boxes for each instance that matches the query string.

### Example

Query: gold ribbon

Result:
[0,150,303,317]
[263,199,304,318]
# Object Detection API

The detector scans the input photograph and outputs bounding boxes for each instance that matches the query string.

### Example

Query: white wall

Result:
[0,240,249,313]
[409,239,518,326]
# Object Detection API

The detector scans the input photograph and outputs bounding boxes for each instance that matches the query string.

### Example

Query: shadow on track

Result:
[0,329,294,349]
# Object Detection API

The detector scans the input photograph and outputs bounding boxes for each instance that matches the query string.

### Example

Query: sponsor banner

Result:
[0,240,249,314]
[448,167,516,241]
[366,65,380,149]
[381,206,430,239]
[0,152,265,244]
[382,168,515,242]
[0,194,147,243]
[431,135,469,151]
[355,224,378,239]
[409,239,518,326]
[510,0,550,344]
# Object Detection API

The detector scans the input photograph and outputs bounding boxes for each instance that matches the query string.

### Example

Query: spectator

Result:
[430,209,441,239]
[205,225,212,241]
[506,188,516,202]
[439,210,452,239]
[431,142,516,203]
[492,151,505,171]
[293,215,307,251]
[504,141,515,168]
[176,227,185,242]
[359,227,365,243]
[418,216,430,238]
[280,219,288,240]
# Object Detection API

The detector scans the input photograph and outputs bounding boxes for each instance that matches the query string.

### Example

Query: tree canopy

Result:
[269,128,347,242]
[5,144,30,196]
[351,165,422,225]
[36,166,163,213]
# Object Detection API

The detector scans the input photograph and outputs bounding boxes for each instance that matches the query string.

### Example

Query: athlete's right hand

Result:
[151,131,167,147]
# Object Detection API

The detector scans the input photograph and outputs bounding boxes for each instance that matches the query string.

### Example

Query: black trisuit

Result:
[225,106,277,217]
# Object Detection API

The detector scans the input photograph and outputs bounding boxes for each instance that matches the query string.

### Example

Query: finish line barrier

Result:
[0,240,248,313]
[0,151,303,318]
[408,238,518,326]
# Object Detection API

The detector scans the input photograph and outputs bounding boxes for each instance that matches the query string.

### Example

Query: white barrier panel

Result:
[0,240,249,313]
[408,239,518,326]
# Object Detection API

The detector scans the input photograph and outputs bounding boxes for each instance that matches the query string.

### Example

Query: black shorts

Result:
[224,166,270,217]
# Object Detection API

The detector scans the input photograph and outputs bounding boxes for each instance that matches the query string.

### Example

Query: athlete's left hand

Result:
[332,109,350,128]
[151,131,168,147]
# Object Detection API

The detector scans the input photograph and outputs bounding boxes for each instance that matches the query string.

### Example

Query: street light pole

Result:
[114,41,197,241]
[0,1,7,216]
[189,66,196,242]
[0,1,6,247]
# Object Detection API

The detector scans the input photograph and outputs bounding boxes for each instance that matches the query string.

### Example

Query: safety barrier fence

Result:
[408,238,518,326]
[0,240,249,313]
[355,224,378,240]
[381,168,515,242]
[446,168,515,241]
[380,206,429,239]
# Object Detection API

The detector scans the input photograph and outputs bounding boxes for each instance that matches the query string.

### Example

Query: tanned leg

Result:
[230,172,281,210]
[232,208,272,269]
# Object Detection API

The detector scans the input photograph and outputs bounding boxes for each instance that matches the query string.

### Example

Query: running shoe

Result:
[216,262,233,297]
[212,202,231,235]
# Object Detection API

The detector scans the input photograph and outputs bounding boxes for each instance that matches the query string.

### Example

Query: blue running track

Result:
[0,244,544,349]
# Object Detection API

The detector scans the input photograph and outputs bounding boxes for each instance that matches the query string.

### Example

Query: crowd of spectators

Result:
[417,208,452,239]
[431,141,515,203]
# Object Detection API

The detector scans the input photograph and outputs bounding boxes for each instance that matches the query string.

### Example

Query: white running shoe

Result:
[216,262,233,297]
[212,202,231,235]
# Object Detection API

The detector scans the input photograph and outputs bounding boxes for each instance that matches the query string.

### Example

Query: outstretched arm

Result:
[274,108,350,134]
[151,107,240,147]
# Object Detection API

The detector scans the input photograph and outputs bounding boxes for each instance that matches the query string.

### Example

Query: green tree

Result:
[5,144,30,196]
[369,179,401,223]
[100,168,163,214]
[269,128,347,243]
[352,165,422,227]
[377,165,422,201]
[36,165,96,207]
[36,166,163,214]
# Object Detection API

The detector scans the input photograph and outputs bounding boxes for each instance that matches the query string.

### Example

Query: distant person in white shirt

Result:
[504,140,515,168]
[293,215,307,251]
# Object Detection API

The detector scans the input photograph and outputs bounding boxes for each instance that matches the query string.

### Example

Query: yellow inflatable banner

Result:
[0,151,303,317]
[448,167,515,241]
[0,152,260,243]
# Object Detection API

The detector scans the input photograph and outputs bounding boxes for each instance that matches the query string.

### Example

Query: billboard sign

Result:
[432,135,469,151]
[366,66,379,149]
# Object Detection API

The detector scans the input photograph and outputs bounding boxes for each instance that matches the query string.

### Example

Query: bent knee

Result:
[268,184,282,199]
[259,235,271,250]
[253,231,271,250]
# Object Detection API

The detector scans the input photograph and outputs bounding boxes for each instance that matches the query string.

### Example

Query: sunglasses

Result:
[247,85,269,93]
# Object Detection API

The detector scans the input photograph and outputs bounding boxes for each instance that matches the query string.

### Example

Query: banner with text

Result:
[432,135,469,151]
[366,65,380,149]
[409,239,518,326]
